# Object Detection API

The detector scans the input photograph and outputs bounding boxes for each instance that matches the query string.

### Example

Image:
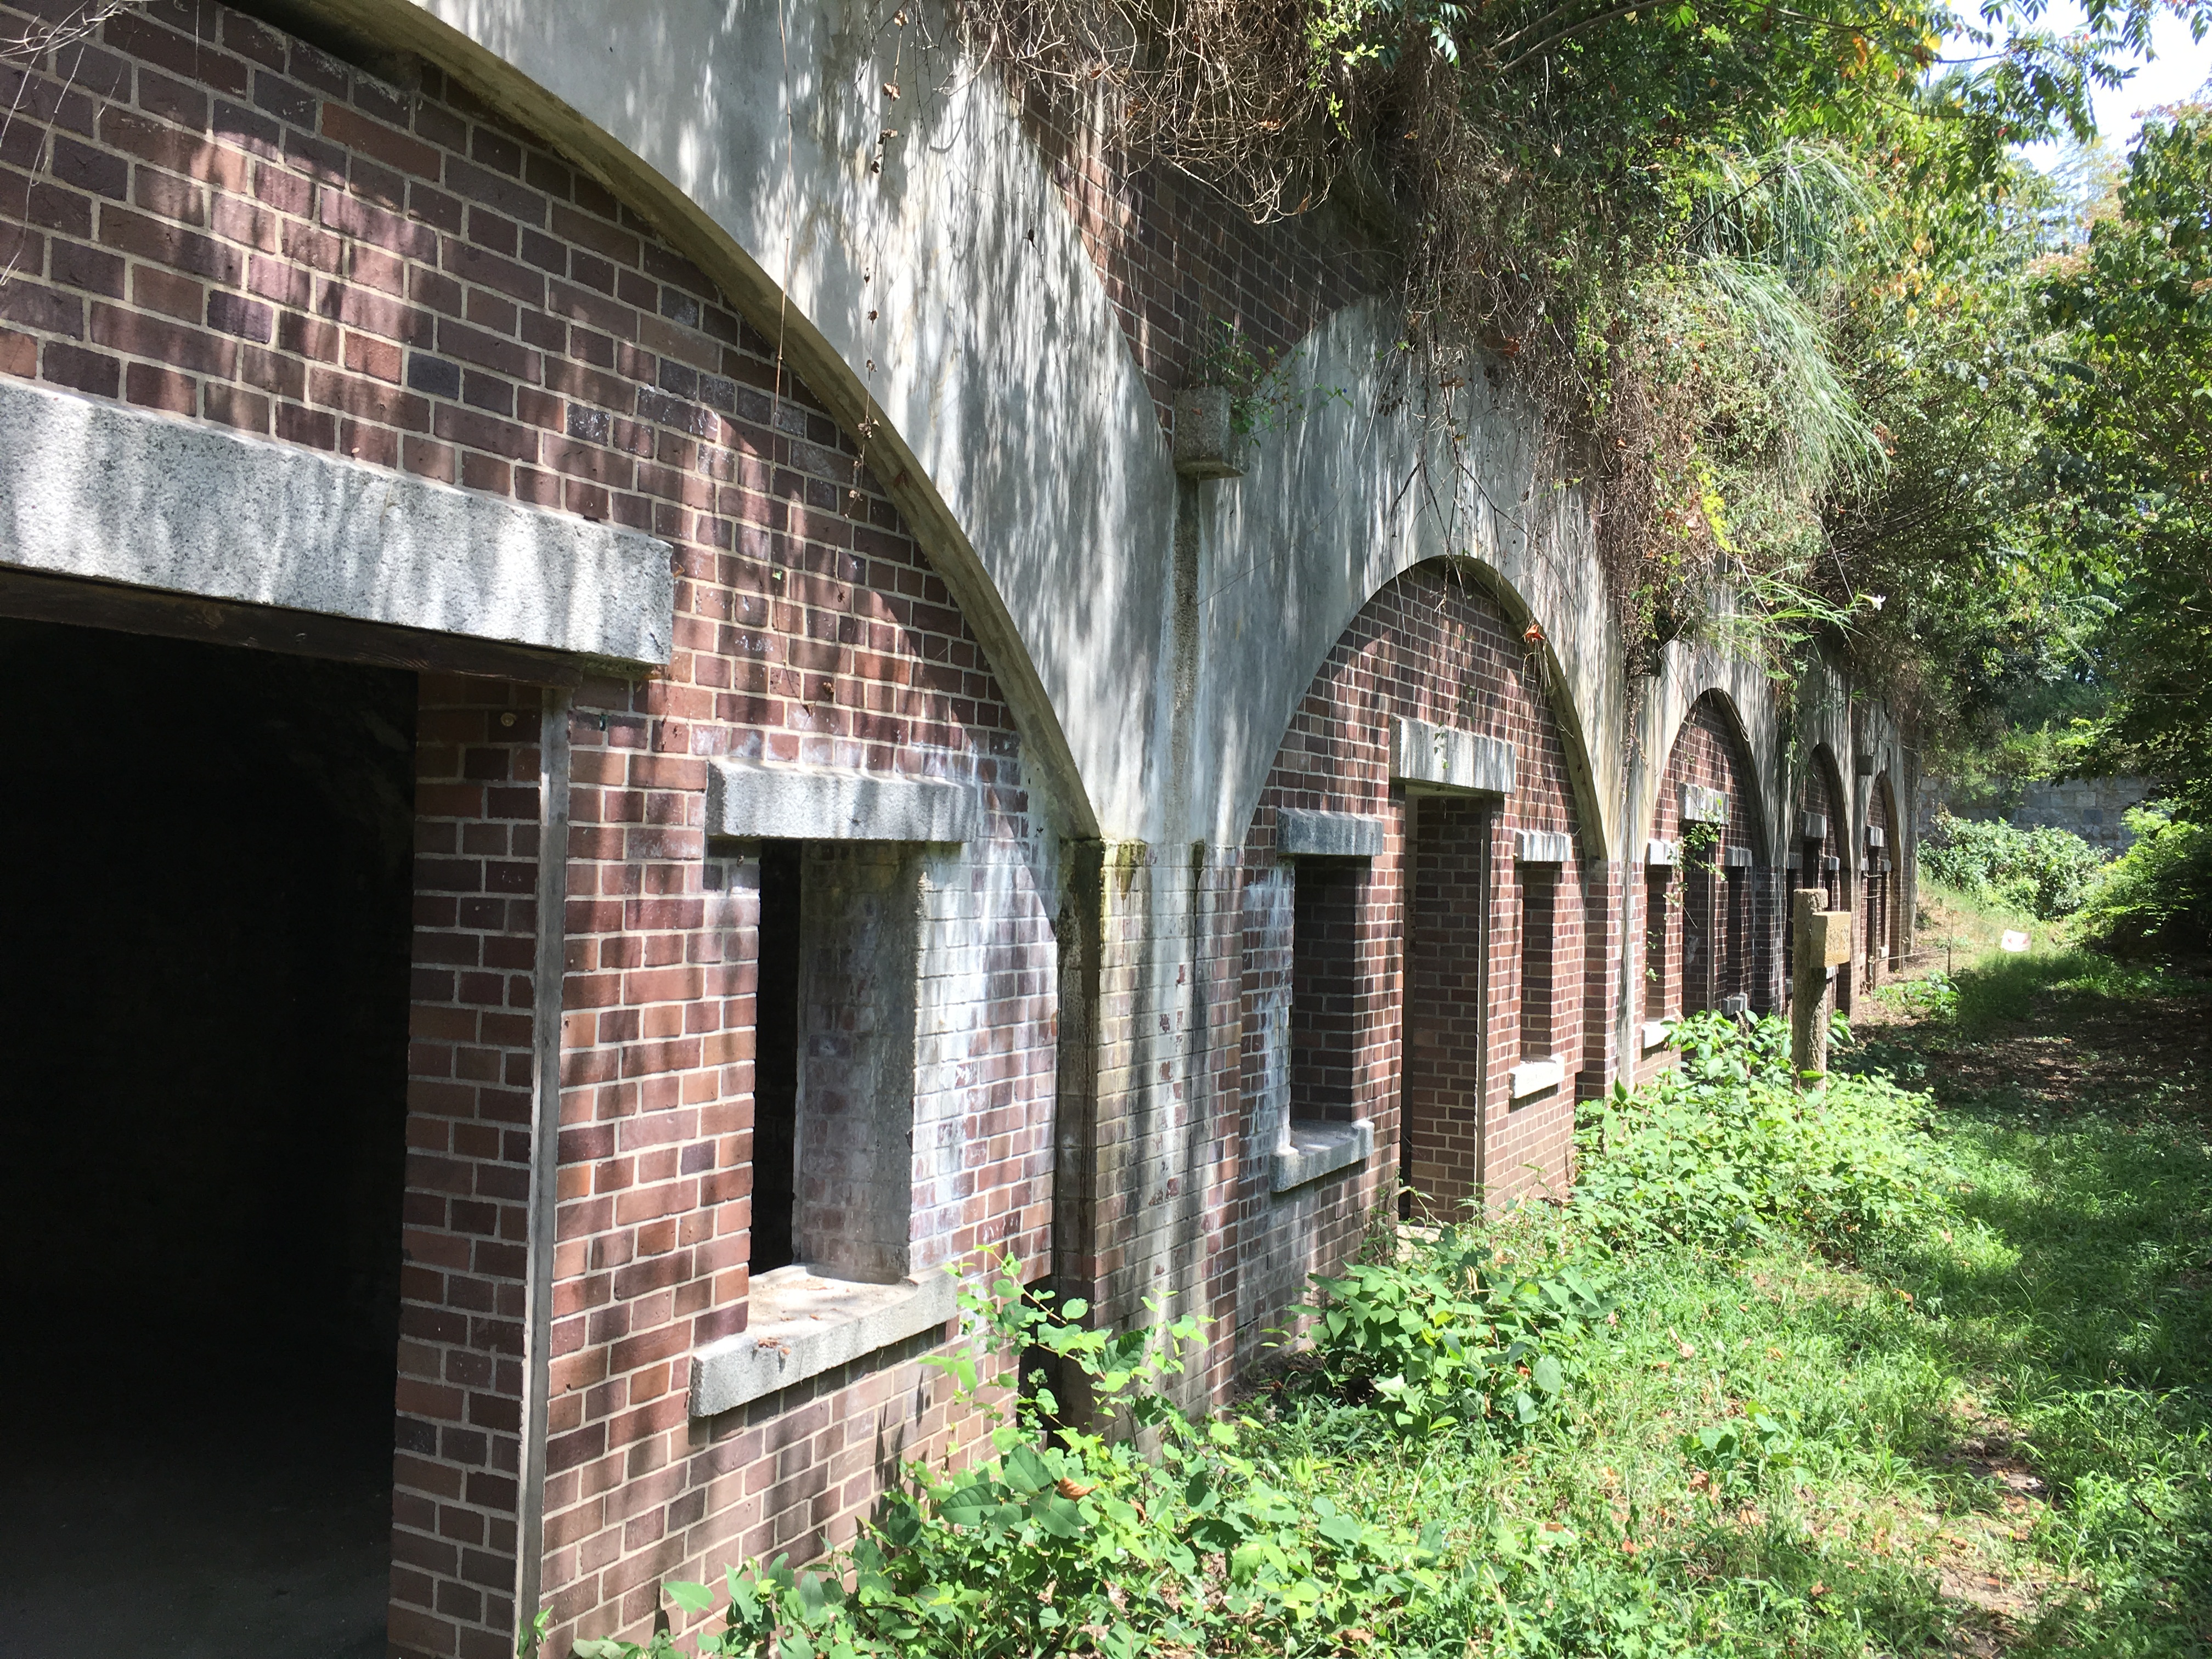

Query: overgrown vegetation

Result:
[1572,1012,1945,1252]
[2076,803,2212,960]
[953,0,2209,699]
[1918,809,2109,919]
[563,993,2211,1656]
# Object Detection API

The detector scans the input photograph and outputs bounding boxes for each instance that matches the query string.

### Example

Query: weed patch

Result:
[551,984,2212,1659]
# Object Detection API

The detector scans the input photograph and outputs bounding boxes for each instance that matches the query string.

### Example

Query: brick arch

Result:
[1228,557,1598,1348]
[1800,744,1853,903]
[1865,772,1902,981]
[1638,691,1770,1070]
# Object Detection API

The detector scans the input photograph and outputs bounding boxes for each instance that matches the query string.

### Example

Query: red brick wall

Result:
[1403,793,1493,1217]
[1517,867,1558,1060]
[0,5,1056,1651]
[1030,94,1387,432]
[1783,750,1849,1013]
[1865,772,1899,979]
[399,678,552,1658]
[1290,861,1362,1122]
[1225,559,1593,1317]
[1796,754,1844,906]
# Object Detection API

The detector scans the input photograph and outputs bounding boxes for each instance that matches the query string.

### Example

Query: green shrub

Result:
[564,1260,1453,1658]
[1572,1013,1946,1254]
[1918,809,2108,919]
[1297,1231,1610,1436]
[2076,803,2212,960]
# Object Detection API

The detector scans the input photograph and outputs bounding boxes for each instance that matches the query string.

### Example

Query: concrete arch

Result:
[303,2,1637,854]
[1201,302,1630,855]
[1633,636,1786,865]
[1866,770,1903,978]
[1807,741,1854,897]
[314,0,1181,842]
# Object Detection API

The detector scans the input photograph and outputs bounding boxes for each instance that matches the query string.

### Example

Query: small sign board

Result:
[2001,929,2030,953]
[1803,910,1853,967]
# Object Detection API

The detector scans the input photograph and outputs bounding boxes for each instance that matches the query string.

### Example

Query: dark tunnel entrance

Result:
[0,617,415,1657]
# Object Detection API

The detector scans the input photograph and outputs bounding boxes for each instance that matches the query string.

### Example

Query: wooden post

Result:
[1791,888,1828,1086]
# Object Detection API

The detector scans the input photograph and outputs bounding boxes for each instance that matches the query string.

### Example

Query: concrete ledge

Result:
[1391,716,1514,795]
[706,760,978,842]
[1795,811,1829,841]
[1681,785,1729,825]
[1515,830,1571,865]
[1172,387,1245,480]
[1278,808,1385,860]
[0,377,673,665]
[1646,838,1679,867]
[1640,1020,1674,1052]
[1723,845,1753,869]
[1509,1057,1566,1099]
[1271,1119,1373,1193]
[690,1266,957,1417]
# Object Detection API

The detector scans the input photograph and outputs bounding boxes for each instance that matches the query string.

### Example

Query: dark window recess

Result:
[1644,870,1672,1022]
[1725,868,1748,1004]
[1290,863,1361,1123]
[1682,855,1714,1015]
[1519,867,1556,1058]
[751,841,802,1275]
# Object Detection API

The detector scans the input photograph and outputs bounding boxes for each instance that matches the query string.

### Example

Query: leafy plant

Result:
[1681,1399,1811,1494]
[1188,317,1341,437]
[1573,1012,1946,1254]
[562,1259,1454,1657]
[1297,1229,1609,1435]
[2076,803,2212,961]
[1874,966,1960,1020]
[1918,808,2109,919]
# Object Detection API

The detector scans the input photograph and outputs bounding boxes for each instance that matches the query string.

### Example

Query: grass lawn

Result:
[1243,948,2212,1657]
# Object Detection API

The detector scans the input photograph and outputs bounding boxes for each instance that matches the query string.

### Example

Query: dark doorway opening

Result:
[0,619,415,1658]
[1398,794,1489,1222]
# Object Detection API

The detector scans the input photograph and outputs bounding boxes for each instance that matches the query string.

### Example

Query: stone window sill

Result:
[1640,1020,1674,1053]
[1271,1119,1374,1193]
[1509,1057,1566,1100]
[689,1265,957,1418]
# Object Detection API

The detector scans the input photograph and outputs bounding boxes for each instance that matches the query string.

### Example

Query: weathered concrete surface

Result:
[0,378,673,665]
[1509,1057,1567,1098]
[687,1267,957,1417]
[302,2,1629,855]
[1270,1119,1374,1193]
[1515,830,1572,865]
[705,760,978,843]
[1391,716,1517,797]
[1277,809,1386,859]
[1682,784,1728,824]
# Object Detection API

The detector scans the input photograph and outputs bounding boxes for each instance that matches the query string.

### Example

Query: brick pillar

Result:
[394,678,562,1659]
[1577,856,1621,1101]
